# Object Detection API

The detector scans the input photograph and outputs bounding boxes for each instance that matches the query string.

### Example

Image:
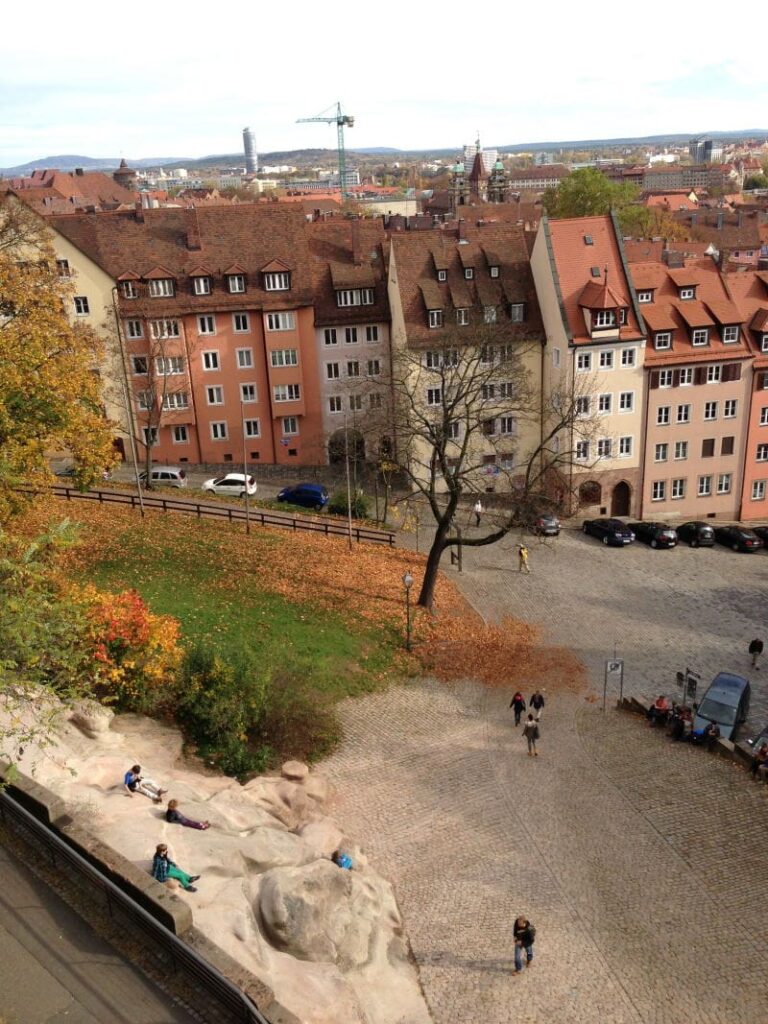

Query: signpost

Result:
[677,668,700,708]
[604,657,624,712]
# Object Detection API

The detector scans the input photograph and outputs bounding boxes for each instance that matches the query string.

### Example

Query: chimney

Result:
[716,212,724,230]
[737,210,743,228]
[457,218,467,241]
[186,206,202,250]
[75,167,84,176]
[351,217,363,266]
[135,199,144,222]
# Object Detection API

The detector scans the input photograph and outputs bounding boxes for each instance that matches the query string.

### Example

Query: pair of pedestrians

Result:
[510,691,545,754]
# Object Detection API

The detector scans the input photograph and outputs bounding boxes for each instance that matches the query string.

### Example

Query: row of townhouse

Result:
[18,186,768,522]
[532,213,768,522]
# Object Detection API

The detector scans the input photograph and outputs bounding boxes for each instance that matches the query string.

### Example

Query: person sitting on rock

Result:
[750,742,768,779]
[151,843,200,892]
[165,799,210,830]
[124,764,166,804]
[331,849,353,870]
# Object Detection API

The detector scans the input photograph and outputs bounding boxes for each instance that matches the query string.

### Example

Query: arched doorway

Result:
[611,481,631,517]
[328,428,365,466]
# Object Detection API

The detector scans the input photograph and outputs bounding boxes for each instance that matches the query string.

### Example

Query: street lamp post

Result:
[402,570,414,651]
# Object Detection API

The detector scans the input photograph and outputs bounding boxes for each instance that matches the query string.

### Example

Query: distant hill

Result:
[4,130,767,177]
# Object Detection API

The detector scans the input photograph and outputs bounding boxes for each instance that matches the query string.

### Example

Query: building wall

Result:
[641,368,751,518]
[739,367,768,519]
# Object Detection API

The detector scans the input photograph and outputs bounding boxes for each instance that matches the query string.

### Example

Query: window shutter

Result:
[694,366,707,385]
[672,370,680,387]
[650,370,659,389]
[731,362,742,381]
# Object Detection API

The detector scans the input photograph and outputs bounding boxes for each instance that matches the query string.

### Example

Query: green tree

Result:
[543,167,639,219]
[744,174,768,190]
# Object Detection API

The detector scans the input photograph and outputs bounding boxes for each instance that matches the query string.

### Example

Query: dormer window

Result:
[456,308,469,325]
[428,309,443,329]
[619,308,627,325]
[337,288,374,307]
[722,325,738,343]
[464,268,474,280]
[227,273,246,294]
[264,272,290,291]
[594,310,616,328]
[637,290,653,303]
[148,278,174,297]
[679,287,695,300]
[692,328,709,346]
[762,334,768,352]
[654,332,672,350]
[121,280,137,298]
[489,265,500,279]
[193,276,211,296]
[509,303,525,323]
[437,269,447,282]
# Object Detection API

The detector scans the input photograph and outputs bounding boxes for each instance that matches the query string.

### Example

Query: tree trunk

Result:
[418,521,450,610]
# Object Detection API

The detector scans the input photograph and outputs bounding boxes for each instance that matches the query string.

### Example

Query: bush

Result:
[175,644,340,778]
[328,488,370,519]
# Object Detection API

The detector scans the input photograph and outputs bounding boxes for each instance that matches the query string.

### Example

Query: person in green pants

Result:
[151,844,200,892]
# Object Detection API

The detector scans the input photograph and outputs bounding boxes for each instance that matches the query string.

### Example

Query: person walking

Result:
[749,638,763,670]
[509,691,526,726]
[518,543,531,574]
[530,690,545,721]
[473,499,483,527]
[513,915,536,973]
[522,713,539,756]
[151,844,200,892]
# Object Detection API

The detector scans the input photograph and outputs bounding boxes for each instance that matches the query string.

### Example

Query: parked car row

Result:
[582,517,768,552]
[133,468,331,510]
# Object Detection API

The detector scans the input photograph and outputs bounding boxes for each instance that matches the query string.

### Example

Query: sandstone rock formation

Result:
[0,695,430,1024]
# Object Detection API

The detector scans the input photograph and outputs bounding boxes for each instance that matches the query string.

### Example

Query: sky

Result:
[2,2,768,168]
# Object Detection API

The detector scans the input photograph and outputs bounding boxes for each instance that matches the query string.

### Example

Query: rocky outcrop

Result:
[0,696,431,1024]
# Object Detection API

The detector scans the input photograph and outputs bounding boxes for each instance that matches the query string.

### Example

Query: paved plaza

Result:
[322,524,768,1023]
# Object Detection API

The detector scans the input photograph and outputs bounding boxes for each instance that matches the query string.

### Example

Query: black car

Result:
[751,525,768,545]
[277,482,329,511]
[676,521,716,548]
[582,518,635,546]
[628,522,678,549]
[713,525,764,553]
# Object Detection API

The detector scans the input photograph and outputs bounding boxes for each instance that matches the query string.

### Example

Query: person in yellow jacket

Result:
[517,543,531,574]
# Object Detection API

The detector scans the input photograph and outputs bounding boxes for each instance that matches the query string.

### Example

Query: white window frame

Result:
[698,475,712,496]
[637,291,653,304]
[369,393,382,410]
[722,325,739,343]
[236,347,253,369]
[760,407,768,427]
[336,288,374,307]
[155,356,184,376]
[326,362,340,380]
[724,399,737,418]
[126,319,143,339]
[345,327,358,344]
[346,360,360,378]
[654,443,668,462]
[575,440,589,461]
[677,404,691,424]
[597,438,612,459]
[619,391,634,412]
[73,296,90,315]
[657,405,670,425]
[757,443,768,462]
[437,269,447,282]
[282,416,299,435]
[552,348,561,368]
[264,272,290,291]
[273,383,301,402]
[510,303,525,323]
[679,367,693,386]
[576,396,590,417]
[671,478,685,500]
[576,352,592,371]
[244,418,261,438]
[227,274,246,294]
[762,334,768,353]
[500,416,516,436]
[692,328,709,346]
[150,319,180,339]
[131,355,148,375]
[142,426,158,447]
[674,440,688,460]
[659,369,673,388]
[751,480,766,501]
[428,310,443,329]
[240,383,257,403]
[621,348,636,367]
[202,350,220,371]
[121,280,137,298]
[365,325,379,342]
[679,287,695,300]
[598,393,612,414]
[172,425,188,444]
[349,394,363,412]
[210,421,228,440]
[206,385,224,406]
[618,435,632,457]
[148,279,173,297]
[233,313,250,333]
[163,392,189,411]
[704,401,718,421]
[489,265,500,279]
[324,328,338,346]
[426,387,442,406]
[329,396,342,413]
[464,267,474,280]
[270,348,298,368]
[192,276,210,296]
[456,308,469,326]
[652,480,666,501]
[599,350,614,369]
[654,332,671,350]
[717,473,732,495]
[707,364,721,383]
[367,359,381,376]
[198,314,216,336]
[266,311,295,332]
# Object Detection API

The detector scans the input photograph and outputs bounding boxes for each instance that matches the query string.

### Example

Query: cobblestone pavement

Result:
[321,525,768,1023]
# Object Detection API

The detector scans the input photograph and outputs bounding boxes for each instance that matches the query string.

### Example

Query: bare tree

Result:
[386,324,599,609]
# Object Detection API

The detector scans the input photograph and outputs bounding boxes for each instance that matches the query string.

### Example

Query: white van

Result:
[139,467,188,489]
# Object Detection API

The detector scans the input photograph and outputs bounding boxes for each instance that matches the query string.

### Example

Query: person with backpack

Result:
[523,713,540,756]
[749,638,763,670]
[509,691,526,726]
[513,915,536,972]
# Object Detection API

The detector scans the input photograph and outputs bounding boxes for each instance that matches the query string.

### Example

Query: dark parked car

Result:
[628,522,678,549]
[676,521,715,548]
[582,518,635,546]
[277,482,329,511]
[693,672,751,742]
[531,514,560,537]
[713,525,764,552]
[750,525,768,545]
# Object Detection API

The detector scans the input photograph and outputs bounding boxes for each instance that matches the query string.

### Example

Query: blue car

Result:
[277,482,329,511]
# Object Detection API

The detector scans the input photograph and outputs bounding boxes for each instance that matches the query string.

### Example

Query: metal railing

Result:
[0,787,269,1024]
[20,486,396,546]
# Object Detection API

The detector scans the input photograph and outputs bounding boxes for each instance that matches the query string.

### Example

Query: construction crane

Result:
[296,102,355,199]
